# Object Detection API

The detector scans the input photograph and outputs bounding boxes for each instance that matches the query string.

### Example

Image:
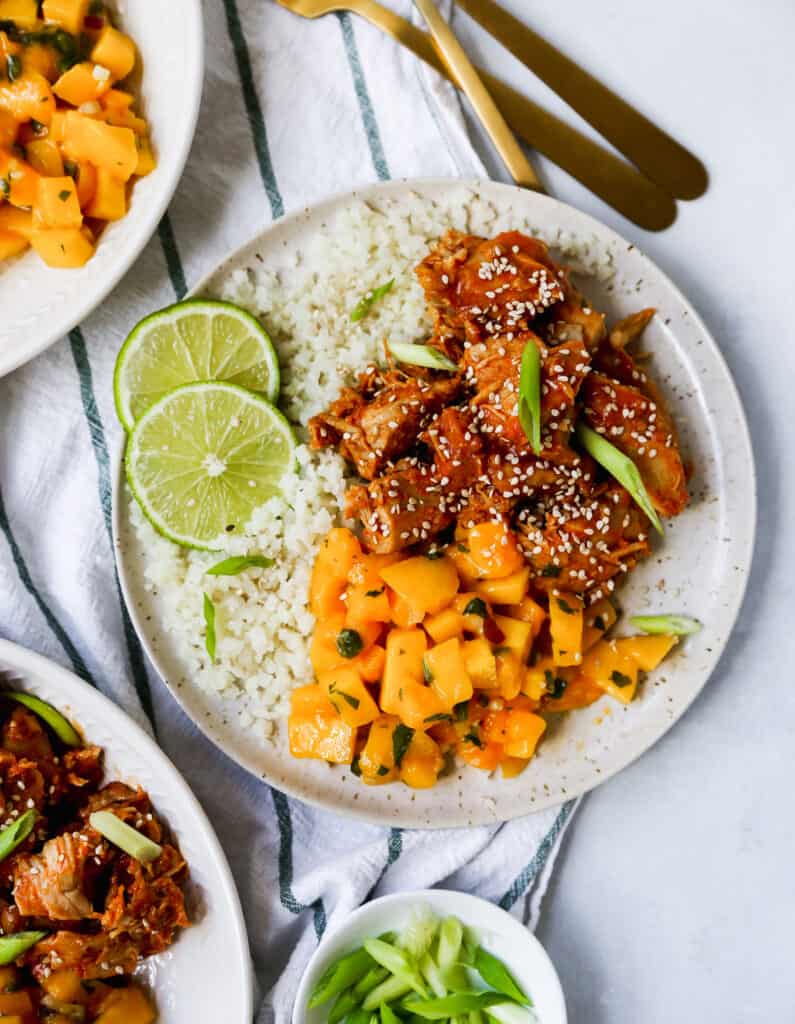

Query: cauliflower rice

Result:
[131,188,617,738]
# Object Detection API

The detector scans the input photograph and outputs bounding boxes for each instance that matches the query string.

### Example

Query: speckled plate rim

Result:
[111,178,756,829]
[0,639,253,1021]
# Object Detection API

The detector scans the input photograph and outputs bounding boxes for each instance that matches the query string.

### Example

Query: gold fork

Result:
[275,0,676,231]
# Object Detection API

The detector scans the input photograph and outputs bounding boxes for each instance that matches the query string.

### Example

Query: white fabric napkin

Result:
[0,2,577,1019]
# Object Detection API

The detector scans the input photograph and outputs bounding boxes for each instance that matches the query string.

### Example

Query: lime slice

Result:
[114,299,280,431]
[126,382,296,549]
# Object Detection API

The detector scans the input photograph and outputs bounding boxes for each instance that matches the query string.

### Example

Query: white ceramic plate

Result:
[0,0,204,378]
[0,639,253,1023]
[113,179,756,829]
[292,889,567,1024]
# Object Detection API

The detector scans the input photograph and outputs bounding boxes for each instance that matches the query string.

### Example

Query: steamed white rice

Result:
[130,188,617,737]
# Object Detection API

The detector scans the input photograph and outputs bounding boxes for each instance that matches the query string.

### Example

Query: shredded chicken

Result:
[0,706,190,995]
[310,228,689,603]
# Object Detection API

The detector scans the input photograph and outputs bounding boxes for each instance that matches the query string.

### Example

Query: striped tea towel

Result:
[0,2,578,1020]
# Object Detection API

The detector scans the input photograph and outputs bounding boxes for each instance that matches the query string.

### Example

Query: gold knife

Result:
[413,0,543,191]
[457,0,707,199]
[276,0,676,230]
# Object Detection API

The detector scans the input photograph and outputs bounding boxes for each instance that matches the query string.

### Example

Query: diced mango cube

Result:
[549,593,584,667]
[318,667,379,728]
[473,567,530,605]
[380,555,459,620]
[91,25,136,81]
[29,226,94,267]
[25,138,64,177]
[42,0,90,35]
[0,0,38,29]
[61,111,138,181]
[424,637,473,709]
[399,730,444,789]
[0,228,28,259]
[85,166,126,220]
[54,62,111,106]
[34,175,82,229]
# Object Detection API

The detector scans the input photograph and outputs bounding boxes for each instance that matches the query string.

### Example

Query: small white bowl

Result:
[293,889,567,1024]
[0,0,204,376]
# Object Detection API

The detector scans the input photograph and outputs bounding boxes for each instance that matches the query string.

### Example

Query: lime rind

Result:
[126,381,296,550]
[114,299,280,431]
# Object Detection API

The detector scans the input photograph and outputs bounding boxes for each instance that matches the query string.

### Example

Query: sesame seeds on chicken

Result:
[309,229,689,602]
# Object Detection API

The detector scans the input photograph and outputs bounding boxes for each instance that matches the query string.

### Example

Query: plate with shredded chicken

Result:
[0,639,252,1022]
[114,180,755,828]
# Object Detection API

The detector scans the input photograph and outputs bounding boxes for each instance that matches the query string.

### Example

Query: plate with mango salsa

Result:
[0,0,202,376]
[112,180,756,827]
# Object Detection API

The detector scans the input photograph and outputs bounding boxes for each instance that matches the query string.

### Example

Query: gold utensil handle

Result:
[413,0,542,191]
[348,0,675,230]
[457,0,707,200]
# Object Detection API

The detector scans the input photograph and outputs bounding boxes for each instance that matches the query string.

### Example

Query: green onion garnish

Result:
[0,931,46,966]
[0,810,36,865]
[4,693,81,747]
[308,945,375,1008]
[206,555,274,576]
[630,614,701,635]
[474,948,530,1004]
[388,341,458,373]
[404,992,505,1019]
[363,937,426,997]
[203,593,216,660]
[575,422,663,534]
[351,279,395,322]
[89,810,163,864]
[518,339,542,454]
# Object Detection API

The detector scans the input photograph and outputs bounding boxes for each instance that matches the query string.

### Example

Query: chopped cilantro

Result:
[392,723,414,768]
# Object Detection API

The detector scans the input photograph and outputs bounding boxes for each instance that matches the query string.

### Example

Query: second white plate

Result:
[0,639,253,1023]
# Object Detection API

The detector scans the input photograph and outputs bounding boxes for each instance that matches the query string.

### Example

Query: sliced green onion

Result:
[518,339,542,454]
[328,987,360,1024]
[630,614,701,636]
[474,948,529,1005]
[400,905,439,960]
[0,810,36,864]
[4,693,81,747]
[470,1012,486,1024]
[381,1004,402,1024]
[420,951,447,998]
[361,974,413,1011]
[89,811,162,864]
[437,916,463,976]
[388,341,458,373]
[353,965,390,999]
[575,422,663,534]
[203,593,216,660]
[351,279,395,322]
[363,938,426,998]
[0,931,45,965]
[308,945,375,1008]
[484,1002,538,1024]
[206,555,274,576]
[404,992,505,1019]
[346,1012,372,1024]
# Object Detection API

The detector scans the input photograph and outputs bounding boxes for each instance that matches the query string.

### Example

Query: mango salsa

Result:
[0,2,153,268]
[288,525,683,789]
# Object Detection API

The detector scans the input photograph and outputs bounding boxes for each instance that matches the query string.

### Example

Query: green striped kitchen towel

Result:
[0,2,577,1020]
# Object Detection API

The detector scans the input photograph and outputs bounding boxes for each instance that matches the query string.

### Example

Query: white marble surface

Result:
[450,0,795,1019]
